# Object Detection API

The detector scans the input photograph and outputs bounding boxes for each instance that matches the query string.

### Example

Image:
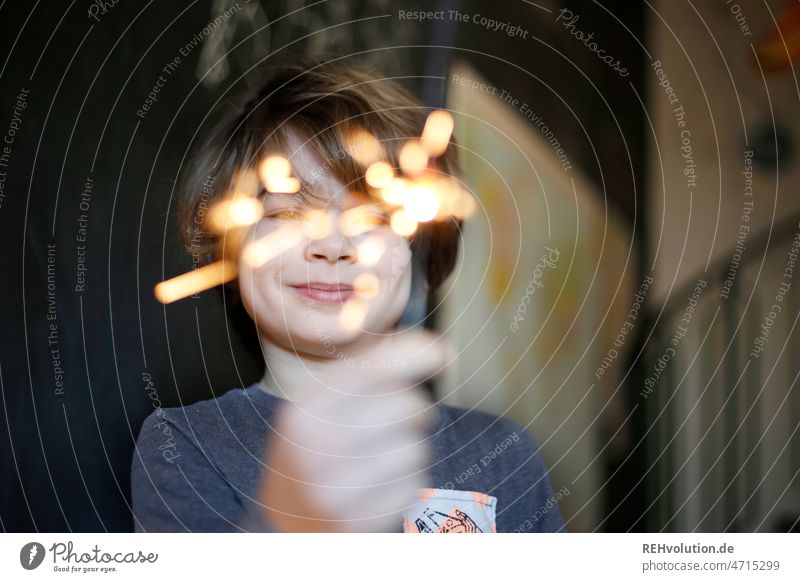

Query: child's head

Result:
[177,58,463,357]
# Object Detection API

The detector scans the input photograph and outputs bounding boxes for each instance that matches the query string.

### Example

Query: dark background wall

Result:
[0,0,643,532]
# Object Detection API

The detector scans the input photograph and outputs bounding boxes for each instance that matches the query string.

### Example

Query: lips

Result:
[290,281,355,304]
[292,282,354,292]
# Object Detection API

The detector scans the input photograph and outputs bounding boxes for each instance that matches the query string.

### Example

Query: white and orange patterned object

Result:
[403,488,497,533]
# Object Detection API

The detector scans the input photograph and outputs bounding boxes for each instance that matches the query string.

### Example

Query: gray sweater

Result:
[131,383,566,532]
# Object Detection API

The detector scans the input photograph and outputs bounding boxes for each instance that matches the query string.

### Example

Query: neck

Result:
[257,334,375,402]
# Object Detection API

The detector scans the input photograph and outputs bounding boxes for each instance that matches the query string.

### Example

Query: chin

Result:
[290,313,399,353]
[286,316,361,345]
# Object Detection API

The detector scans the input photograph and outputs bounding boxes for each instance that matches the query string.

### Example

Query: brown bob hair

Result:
[176,57,463,306]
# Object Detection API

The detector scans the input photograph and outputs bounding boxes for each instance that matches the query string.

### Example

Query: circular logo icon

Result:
[20,542,46,570]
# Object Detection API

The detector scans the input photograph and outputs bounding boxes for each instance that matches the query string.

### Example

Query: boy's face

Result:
[237,129,414,357]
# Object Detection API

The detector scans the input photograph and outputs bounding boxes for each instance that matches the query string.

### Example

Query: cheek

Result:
[237,256,302,342]
[236,228,293,318]
[236,260,264,324]
[238,254,293,307]
[375,238,413,302]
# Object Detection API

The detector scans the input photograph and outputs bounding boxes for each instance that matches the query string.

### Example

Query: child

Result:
[131,58,565,533]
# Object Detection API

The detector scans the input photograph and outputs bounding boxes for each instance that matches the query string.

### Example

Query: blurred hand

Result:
[257,328,453,532]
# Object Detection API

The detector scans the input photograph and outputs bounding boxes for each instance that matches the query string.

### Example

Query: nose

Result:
[303,211,358,264]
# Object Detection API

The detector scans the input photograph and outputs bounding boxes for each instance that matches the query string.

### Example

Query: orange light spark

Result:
[340,205,387,237]
[353,273,380,299]
[155,261,238,304]
[264,176,301,194]
[390,209,418,236]
[399,141,428,177]
[259,156,291,178]
[403,181,439,222]
[301,208,334,240]
[432,178,477,220]
[208,198,264,232]
[420,110,454,157]
[259,156,300,193]
[379,178,408,205]
[242,225,304,268]
[344,128,383,167]
[356,235,387,266]
[340,297,370,331]
[365,161,395,188]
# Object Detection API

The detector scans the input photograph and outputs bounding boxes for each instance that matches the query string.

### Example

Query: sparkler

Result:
[155,110,476,329]
[154,260,238,304]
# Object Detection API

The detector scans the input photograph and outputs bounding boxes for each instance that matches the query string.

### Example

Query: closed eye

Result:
[266,208,307,221]
[352,204,391,226]
[366,212,391,226]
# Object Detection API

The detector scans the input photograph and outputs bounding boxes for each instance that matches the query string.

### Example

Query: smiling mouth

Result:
[290,283,355,304]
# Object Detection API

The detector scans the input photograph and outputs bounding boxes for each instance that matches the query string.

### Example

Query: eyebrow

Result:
[260,180,381,210]
[258,181,327,204]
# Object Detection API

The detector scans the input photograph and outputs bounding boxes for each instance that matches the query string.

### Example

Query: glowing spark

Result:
[365,161,394,188]
[242,225,304,268]
[431,178,476,220]
[259,156,291,179]
[390,209,418,236]
[420,110,454,157]
[340,205,387,237]
[344,127,383,167]
[356,235,386,266]
[208,198,264,232]
[264,176,301,194]
[379,178,407,205]
[399,141,428,177]
[403,181,439,222]
[259,156,300,193]
[340,297,369,331]
[448,188,477,220]
[354,273,380,299]
[301,208,333,239]
[155,260,238,304]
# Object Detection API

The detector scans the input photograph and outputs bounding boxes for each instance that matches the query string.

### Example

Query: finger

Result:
[334,472,429,529]
[317,466,428,526]
[331,385,433,425]
[317,440,429,489]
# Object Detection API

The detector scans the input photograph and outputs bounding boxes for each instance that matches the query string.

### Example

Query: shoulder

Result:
[434,403,534,448]
[130,385,272,532]
[131,384,276,494]
[431,402,547,476]
[134,383,277,450]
